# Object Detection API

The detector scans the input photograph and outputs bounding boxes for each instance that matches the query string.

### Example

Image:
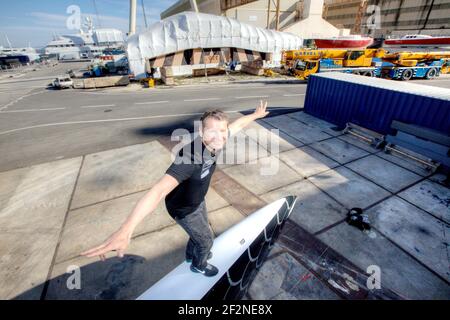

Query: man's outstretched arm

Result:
[228,100,269,137]
[80,174,179,260]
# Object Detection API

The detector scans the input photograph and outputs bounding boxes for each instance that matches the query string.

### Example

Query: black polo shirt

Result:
[165,136,219,219]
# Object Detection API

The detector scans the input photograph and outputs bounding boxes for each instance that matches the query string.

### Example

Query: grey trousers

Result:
[174,200,214,270]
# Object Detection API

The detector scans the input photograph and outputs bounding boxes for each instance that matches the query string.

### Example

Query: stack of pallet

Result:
[241,59,266,76]
[203,54,221,64]
[160,67,175,85]
[72,76,130,89]
[192,67,226,77]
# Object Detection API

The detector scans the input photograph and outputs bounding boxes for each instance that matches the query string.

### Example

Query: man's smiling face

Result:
[200,117,229,152]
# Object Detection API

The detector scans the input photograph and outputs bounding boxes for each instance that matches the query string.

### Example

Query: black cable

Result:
[421,0,435,31]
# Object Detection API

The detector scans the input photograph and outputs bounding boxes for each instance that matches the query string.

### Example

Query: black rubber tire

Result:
[401,69,413,81]
[425,68,437,80]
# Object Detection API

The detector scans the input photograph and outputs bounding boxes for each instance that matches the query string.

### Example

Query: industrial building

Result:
[161,0,301,30]
[161,0,450,38]
[324,0,450,37]
[161,0,351,39]
[323,0,367,33]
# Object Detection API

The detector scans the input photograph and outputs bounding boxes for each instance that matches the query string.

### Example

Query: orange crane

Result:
[282,48,386,79]
[282,48,450,80]
[380,51,450,80]
[382,51,450,67]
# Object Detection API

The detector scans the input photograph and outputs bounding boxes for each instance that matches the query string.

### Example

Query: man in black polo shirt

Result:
[82,102,269,277]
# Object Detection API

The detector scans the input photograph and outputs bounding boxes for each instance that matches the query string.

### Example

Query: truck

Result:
[380,51,450,80]
[58,52,80,61]
[282,49,450,81]
[282,49,386,80]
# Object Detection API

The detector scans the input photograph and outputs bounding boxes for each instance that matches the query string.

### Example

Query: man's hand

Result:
[80,175,179,262]
[80,228,131,261]
[228,100,270,136]
[253,100,269,119]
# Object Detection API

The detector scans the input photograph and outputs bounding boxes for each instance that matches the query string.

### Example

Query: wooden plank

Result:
[192,67,225,77]
[241,64,265,76]
[222,48,231,62]
[172,51,184,66]
[192,48,202,65]
[252,51,261,61]
[160,67,174,77]
[279,220,404,300]
[236,48,248,62]
[153,55,165,68]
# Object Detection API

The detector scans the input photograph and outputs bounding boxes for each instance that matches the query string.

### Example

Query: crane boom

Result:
[382,51,450,67]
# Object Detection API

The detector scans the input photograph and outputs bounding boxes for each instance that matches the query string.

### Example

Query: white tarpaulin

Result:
[127,11,303,79]
[94,29,125,44]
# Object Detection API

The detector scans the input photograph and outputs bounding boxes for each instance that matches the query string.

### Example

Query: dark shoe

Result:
[186,251,212,263]
[190,263,219,277]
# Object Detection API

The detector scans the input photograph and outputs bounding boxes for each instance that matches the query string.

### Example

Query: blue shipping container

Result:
[304,72,450,136]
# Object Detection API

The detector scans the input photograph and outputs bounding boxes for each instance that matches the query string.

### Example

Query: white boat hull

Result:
[137,195,298,300]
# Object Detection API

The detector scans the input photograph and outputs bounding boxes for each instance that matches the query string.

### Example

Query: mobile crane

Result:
[282,48,450,81]
[282,48,386,80]
[380,51,450,80]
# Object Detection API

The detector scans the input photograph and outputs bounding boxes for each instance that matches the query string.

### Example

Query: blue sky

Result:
[0,0,179,48]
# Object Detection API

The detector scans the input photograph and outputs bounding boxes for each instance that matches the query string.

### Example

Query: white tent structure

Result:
[127,11,303,79]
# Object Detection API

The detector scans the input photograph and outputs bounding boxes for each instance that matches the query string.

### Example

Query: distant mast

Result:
[5,34,12,49]
[129,0,137,36]
[190,0,199,12]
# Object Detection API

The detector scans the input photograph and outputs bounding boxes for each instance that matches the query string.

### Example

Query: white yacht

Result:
[45,17,125,60]
[0,45,40,61]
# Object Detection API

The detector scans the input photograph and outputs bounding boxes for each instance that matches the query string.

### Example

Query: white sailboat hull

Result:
[137,195,298,300]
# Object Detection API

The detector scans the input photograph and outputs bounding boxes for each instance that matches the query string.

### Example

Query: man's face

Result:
[200,118,229,151]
